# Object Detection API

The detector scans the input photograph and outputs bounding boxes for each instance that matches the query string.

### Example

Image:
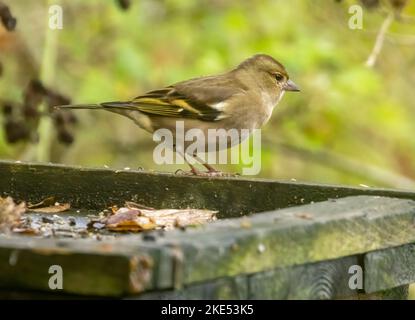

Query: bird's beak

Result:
[284,79,300,92]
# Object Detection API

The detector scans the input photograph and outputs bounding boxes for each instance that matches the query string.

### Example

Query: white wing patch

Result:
[211,101,228,111]
[214,113,229,120]
[209,101,229,120]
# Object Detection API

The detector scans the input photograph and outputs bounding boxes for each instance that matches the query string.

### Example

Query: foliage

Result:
[0,0,415,188]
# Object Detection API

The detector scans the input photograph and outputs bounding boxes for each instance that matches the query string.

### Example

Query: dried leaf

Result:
[12,227,39,235]
[106,208,156,232]
[29,202,70,213]
[28,196,55,209]
[105,207,217,232]
[295,212,314,220]
[140,208,217,229]
[27,196,70,213]
[125,201,154,210]
[0,196,26,231]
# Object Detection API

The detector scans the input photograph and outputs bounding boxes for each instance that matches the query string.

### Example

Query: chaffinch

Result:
[57,54,300,175]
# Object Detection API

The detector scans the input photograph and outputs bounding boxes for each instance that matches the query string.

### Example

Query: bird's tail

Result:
[55,104,102,110]
[55,101,137,111]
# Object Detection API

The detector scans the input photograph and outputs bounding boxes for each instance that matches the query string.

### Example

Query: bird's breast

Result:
[245,90,284,128]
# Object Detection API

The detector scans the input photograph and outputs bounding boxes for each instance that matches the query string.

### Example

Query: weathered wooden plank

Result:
[358,285,409,300]
[134,256,360,300]
[364,243,415,293]
[0,278,408,300]
[134,275,248,300]
[2,160,415,218]
[0,289,86,299]
[0,238,158,296]
[162,196,415,285]
[248,256,359,300]
[1,195,415,297]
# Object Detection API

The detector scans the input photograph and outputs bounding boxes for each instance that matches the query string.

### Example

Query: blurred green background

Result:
[1,0,415,189]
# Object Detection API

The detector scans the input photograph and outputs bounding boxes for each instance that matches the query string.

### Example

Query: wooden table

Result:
[1,160,415,299]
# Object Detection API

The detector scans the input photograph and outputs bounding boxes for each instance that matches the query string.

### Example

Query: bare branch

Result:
[365,12,395,67]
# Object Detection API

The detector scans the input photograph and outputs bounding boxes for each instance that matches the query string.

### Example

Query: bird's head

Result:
[237,54,300,94]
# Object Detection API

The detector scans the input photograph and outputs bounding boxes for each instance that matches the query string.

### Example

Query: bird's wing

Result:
[114,76,245,122]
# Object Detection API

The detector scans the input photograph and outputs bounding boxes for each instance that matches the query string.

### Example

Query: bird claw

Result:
[175,169,238,177]
[199,170,238,177]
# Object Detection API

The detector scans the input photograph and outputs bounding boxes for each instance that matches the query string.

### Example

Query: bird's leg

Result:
[174,147,237,177]
[191,153,238,177]
[203,163,219,172]
[185,160,201,175]
[174,147,202,175]
[192,153,219,173]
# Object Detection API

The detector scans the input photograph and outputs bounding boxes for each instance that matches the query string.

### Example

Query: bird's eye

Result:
[275,73,284,82]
